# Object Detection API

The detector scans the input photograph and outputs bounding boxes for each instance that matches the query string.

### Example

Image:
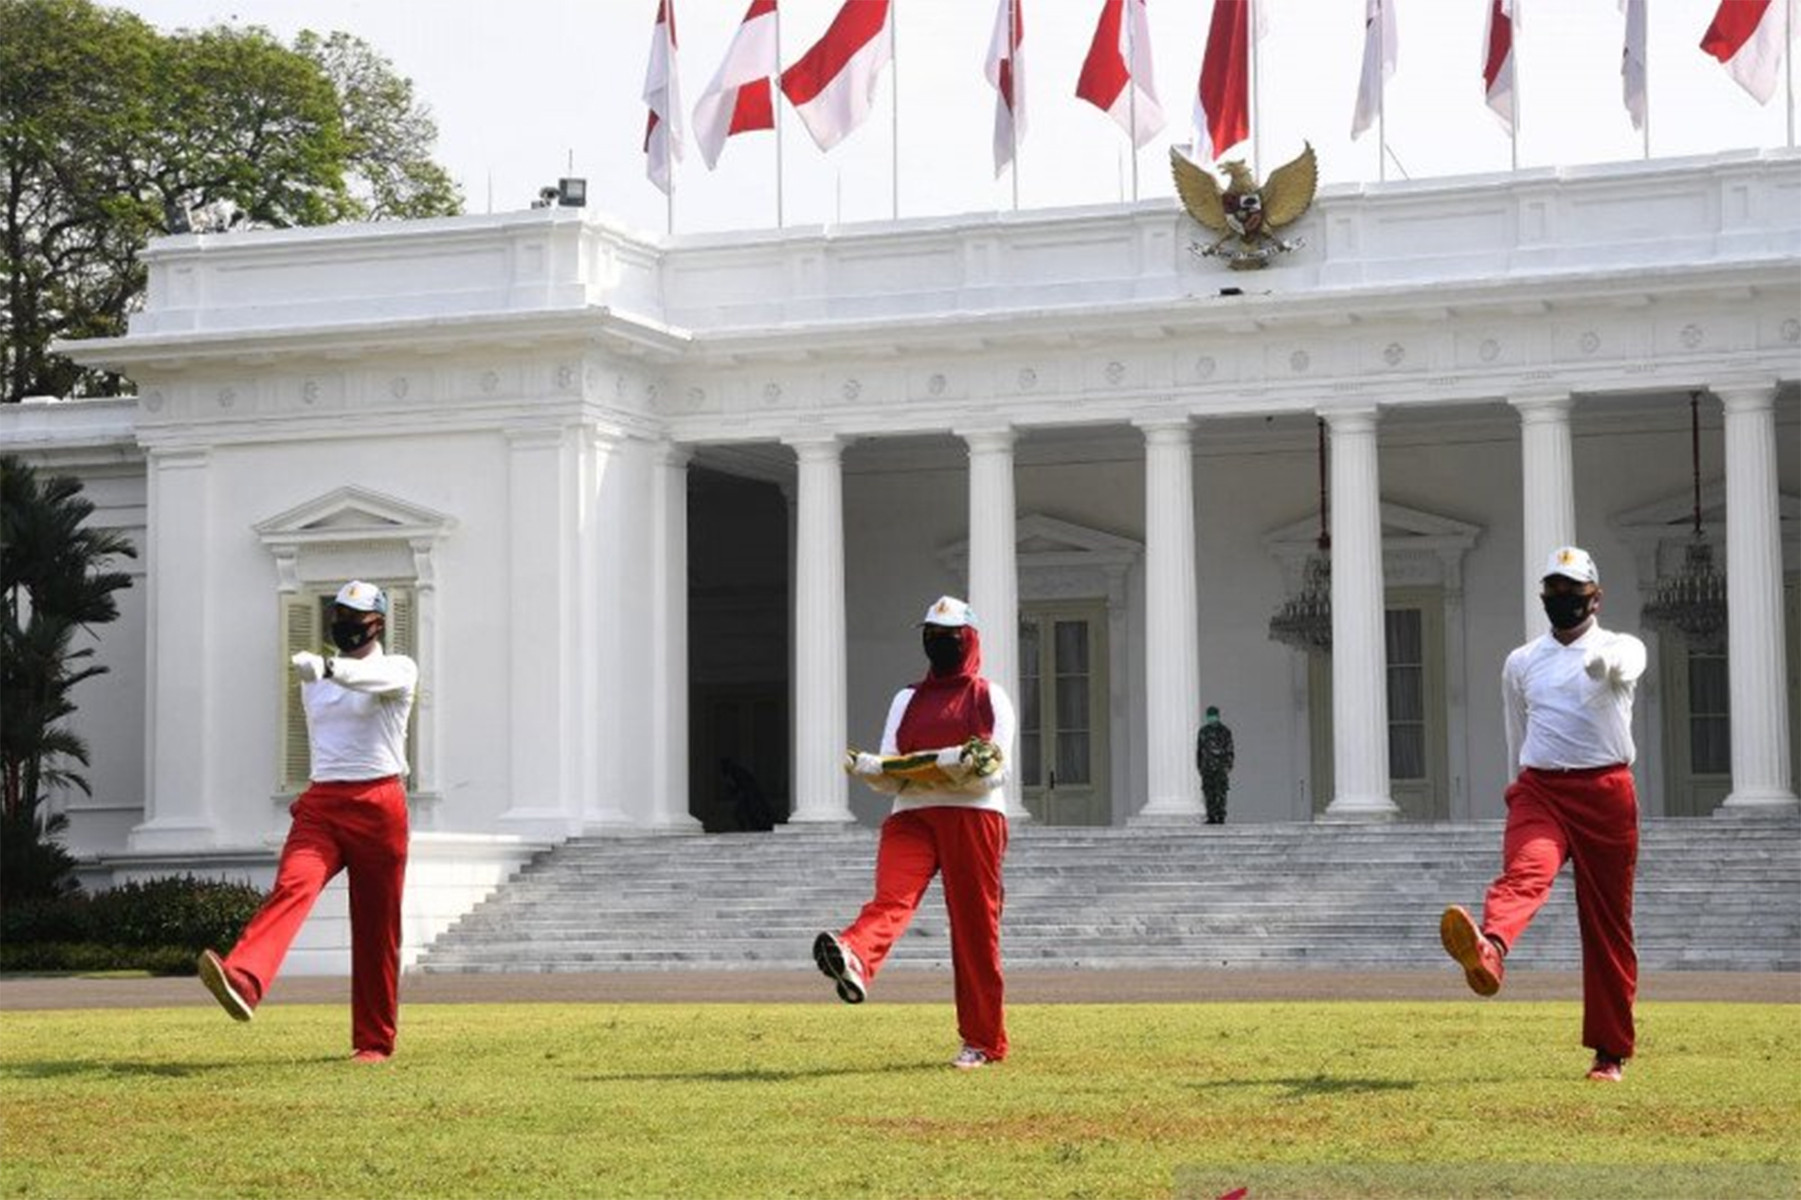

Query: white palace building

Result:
[3,149,1797,972]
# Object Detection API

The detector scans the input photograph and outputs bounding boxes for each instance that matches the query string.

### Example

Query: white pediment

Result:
[1611,482,1799,582]
[937,512,1143,573]
[254,486,455,547]
[1264,501,1482,554]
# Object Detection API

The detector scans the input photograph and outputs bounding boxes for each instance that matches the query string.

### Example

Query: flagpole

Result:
[1250,0,1262,179]
[1126,0,1139,201]
[891,0,901,220]
[1510,0,1520,171]
[775,0,785,228]
[1642,0,1651,160]
[1010,0,1020,213]
[1788,0,1795,148]
[665,7,676,236]
[1376,1,1387,182]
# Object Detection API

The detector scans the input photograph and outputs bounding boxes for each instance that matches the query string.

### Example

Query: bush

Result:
[0,874,265,974]
[0,808,81,904]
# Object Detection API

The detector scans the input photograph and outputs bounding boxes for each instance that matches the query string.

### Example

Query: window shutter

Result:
[384,586,420,782]
[386,587,416,658]
[279,594,320,791]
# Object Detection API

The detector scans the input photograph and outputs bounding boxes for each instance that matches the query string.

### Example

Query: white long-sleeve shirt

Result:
[1502,623,1646,780]
[861,683,1018,816]
[302,643,419,782]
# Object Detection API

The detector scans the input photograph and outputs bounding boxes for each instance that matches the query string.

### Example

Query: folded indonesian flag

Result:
[692,0,778,169]
[782,0,893,151]
[1701,0,1796,105]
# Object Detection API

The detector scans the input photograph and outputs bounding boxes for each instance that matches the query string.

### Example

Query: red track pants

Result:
[225,777,409,1056]
[1480,765,1638,1059]
[840,807,1009,1061]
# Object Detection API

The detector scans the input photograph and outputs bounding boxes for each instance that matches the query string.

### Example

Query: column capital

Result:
[1134,416,1193,443]
[1320,404,1380,434]
[1508,391,1574,421]
[955,425,1016,453]
[1712,379,1780,413]
[650,439,693,469]
[783,432,844,461]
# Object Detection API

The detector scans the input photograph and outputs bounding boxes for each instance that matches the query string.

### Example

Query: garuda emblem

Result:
[1171,142,1318,270]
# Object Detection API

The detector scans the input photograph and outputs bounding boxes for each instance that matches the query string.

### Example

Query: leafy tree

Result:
[297,31,462,222]
[0,0,463,404]
[0,455,135,837]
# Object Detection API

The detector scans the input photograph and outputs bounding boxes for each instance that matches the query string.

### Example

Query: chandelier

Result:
[1269,418,1333,653]
[1640,391,1727,646]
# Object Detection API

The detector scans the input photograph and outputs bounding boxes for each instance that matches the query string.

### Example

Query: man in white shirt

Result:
[198,580,418,1062]
[1441,547,1647,1083]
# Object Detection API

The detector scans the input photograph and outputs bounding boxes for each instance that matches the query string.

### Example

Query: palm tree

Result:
[0,455,135,829]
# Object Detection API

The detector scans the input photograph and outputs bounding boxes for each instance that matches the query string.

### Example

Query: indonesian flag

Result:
[781,0,893,151]
[1701,0,1796,104]
[1482,0,1516,134]
[986,0,1026,175]
[642,0,682,195]
[693,0,778,169]
[1194,0,1251,160]
[1351,0,1397,140]
[1076,0,1165,149]
[1621,0,1647,130]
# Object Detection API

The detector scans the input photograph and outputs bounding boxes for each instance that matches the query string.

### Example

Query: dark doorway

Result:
[688,467,790,831]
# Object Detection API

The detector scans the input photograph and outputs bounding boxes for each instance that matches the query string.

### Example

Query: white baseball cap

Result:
[921,596,978,628]
[1543,547,1599,585]
[334,580,389,614]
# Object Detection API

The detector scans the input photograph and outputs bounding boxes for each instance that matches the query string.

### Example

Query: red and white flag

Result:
[1076,0,1165,149]
[1620,0,1647,130]
[781,0,892,151]
[1482,0,1516,133]
[1701,0,1796,104]
[1351,0,1397,140]
[642,0,682,195]
[986,0,1026,175]
[693,0,778,169]
[1193,0,1250,160]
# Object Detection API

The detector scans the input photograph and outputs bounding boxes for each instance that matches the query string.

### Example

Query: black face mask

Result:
[923,632,964,675]
[331,619,378,653]
[1541,593,1593,631]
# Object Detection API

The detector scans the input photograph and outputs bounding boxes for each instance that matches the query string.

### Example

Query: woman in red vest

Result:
[814,596,1017,1069]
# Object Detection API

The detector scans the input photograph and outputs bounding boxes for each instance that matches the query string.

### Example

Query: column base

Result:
[1319,795,1401,822]
[1716,790,1800,816]
[782,810,857,827]
[495,809,581,840]
[1131,796,1205,825]
[646,813,705,834]
[126,818,222,854]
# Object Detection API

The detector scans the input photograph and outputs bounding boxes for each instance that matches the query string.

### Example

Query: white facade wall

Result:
[5,150,1796,972]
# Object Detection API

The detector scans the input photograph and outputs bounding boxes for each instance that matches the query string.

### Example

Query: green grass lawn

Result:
[2,1000,1796,1200]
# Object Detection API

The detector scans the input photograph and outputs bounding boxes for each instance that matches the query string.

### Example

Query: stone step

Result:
[417,817,1801,975]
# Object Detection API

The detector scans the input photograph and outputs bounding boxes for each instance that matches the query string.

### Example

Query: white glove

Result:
[291,651,325,683]
[935,745,971,781]
[851,752,884,778]
[1583,650,1609,682]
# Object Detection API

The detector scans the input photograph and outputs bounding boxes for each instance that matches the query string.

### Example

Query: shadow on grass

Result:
[576,1060,947,1085]
[1196,1075,1419,1098]
[1,1054,348,1081]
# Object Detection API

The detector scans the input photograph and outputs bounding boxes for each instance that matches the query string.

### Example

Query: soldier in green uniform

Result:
[1195,706,1235,825]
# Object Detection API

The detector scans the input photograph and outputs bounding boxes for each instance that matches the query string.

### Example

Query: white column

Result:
[578,427,634,833]
[785,435,853,824]
[130,448,217,851]
[960,426,1030,821]
[650,441,703,831]
[499,424,580,838]
[1133,418,1204,822]
[1324,407,1399,821]
[1511,392,1576,643]
[1717,383,1799,814]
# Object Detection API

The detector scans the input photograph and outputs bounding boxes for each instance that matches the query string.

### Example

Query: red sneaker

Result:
[196,949,255,1022]
[351,1049,393,1064]
[1586,1053,1625,1082]
[1439,905,1504,997]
